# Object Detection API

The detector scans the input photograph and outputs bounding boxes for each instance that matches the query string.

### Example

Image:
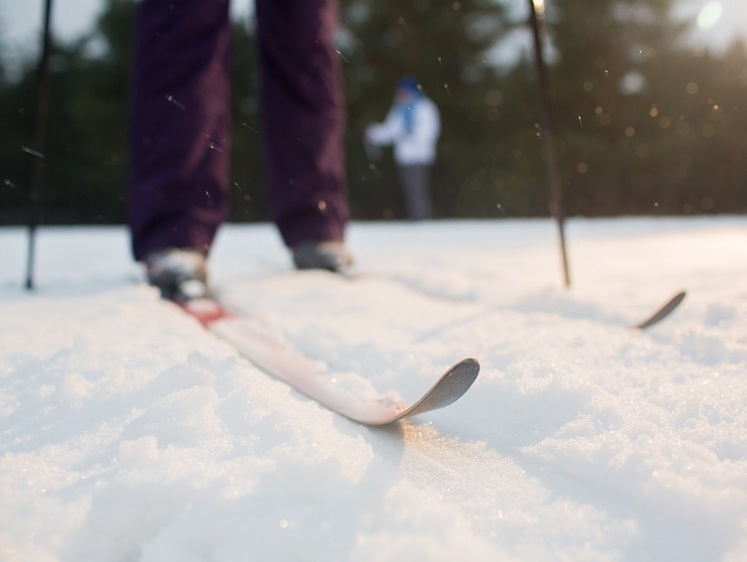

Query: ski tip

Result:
[632,290,687,330]
[414,357,480,412]
[672,289,687,304]
[454,357,480,379]
[370,358,481,425]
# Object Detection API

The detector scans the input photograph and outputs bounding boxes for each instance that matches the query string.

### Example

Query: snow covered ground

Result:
[1,217,746,561]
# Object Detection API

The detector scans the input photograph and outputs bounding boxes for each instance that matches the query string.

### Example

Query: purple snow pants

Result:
[128,0,349,261]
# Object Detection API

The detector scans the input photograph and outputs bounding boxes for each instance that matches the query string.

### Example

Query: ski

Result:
[178,298,480,425]
[631,290,686,330]
[167,287,679,424]
[350,272,686,330]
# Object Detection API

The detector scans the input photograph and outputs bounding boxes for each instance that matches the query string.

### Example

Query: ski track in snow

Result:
[1,217,746,561]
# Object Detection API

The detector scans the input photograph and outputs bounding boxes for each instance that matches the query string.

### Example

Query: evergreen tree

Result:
[545,0,747,215]
[226,18,266,223]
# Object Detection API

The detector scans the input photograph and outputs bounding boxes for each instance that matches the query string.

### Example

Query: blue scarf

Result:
[397,93,421,135]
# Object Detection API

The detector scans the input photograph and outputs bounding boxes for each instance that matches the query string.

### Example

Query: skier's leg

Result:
[399,164,433,221]
[255,0,350,249]
[129,0,231,261]
[414,164,434,220]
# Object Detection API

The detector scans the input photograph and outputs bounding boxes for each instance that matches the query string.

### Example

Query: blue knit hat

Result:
[396,76,420,94]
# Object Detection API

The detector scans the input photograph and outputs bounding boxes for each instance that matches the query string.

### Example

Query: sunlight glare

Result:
[697,1,723,30]
[532,0,546,18]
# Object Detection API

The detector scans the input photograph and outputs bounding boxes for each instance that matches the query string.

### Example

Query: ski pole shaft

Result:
[25,0,54,290]
[527,0,571,287]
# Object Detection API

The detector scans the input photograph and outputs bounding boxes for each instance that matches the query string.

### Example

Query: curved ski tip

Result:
[673,290,687,305]
[446,357,480,389]
[633,289,687,330]
[455,357,480,377]
[362,357,482,425]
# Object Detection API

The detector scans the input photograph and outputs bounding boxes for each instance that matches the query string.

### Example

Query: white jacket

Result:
[366,96,440,165]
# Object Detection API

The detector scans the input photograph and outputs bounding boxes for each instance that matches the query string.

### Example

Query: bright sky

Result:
[1,0,746,56]
[1,0,100,43]
[0,0,253,45]
[679,0,747,48]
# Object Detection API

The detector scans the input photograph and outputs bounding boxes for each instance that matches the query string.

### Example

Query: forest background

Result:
[2,0,747,225]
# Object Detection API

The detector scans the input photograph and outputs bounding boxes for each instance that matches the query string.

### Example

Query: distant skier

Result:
[365,77,441,221]
[129,0,353,303]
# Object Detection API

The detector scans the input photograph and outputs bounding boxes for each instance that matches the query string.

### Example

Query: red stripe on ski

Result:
[180,298,234,327]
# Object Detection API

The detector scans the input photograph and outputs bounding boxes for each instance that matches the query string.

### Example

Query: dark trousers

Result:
[398,164,433,221]
[129,0,349,260]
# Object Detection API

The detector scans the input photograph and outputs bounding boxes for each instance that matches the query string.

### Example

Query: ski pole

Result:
[527,0,571,287]
[25,0,54,290]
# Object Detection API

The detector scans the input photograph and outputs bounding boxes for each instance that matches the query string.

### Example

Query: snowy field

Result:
[1,216,746,561]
